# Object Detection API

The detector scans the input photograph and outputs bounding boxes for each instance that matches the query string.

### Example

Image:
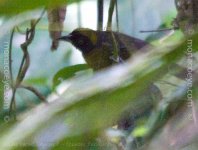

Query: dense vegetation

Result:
[0,0,197,150]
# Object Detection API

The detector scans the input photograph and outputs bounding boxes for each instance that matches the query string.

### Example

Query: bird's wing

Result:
[115,32,151,52]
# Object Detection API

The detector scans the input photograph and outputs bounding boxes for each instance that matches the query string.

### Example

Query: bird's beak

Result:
[57,34,72,42]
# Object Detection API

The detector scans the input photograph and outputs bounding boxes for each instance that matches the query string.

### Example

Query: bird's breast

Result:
[83,47,114,71]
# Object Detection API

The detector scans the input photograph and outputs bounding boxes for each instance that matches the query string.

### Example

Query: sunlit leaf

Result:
[132,126,148,137]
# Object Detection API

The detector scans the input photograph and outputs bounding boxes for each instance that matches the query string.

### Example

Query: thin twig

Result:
[97,0,104,31]
[9,9,46,118]
[140,28,175,33]
[106,0,120,63]
[16,29,32,86]
[115,0,119,32]
[9,27,32,116]
[8,28,16,118]
[19,85,47,103]
[9,28,15,87]
[110,32,121,63]
[107,0,116,30]
[32,8,46,29]
[9,89,17,118]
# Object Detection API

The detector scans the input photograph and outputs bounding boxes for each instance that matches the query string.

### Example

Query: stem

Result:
[115,0,119,32]
[9,9,46,118]
[32,8,46,29]
[107,0,120,63]
[110,32,120,63]
[9,28,15,87]
[97,0,104,31]
[140,28,175,33]
[107,0,116,30]
[16,28,32,87]
[9,88,16,118]
[19,85,47,103]
[16,56,25,85]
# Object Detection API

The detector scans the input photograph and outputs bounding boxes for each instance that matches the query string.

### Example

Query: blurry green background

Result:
[1,1,196,150]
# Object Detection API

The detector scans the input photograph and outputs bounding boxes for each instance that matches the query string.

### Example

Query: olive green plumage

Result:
[59,28,150,70]
[59,28,161,130]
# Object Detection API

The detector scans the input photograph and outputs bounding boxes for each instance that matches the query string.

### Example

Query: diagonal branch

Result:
[19,85,47,103]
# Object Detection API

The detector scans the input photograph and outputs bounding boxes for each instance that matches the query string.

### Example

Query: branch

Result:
[110,32,122,63]
[9,26,32,117]
[9,10,46,118]
[19,85,47,103]
[97,0,104,31]
[16,27,32,87]
[9,28,15,87]
[107,0,116,30]
[106,0,121,63]
[140,28,176,33]
[115,0,119,32]
[32,8,46,29]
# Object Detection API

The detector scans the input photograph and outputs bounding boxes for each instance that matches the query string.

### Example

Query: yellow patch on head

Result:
[75,28,98,45]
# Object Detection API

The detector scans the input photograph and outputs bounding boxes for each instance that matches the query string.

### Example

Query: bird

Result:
[58,28,191,133]
[58,28,162,131]
[58,28,150,70]
[58,28,188,79]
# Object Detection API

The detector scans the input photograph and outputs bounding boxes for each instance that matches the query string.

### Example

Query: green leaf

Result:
[0,0,81,16]
[132,126,148,137]
[53,64,91,88]
[24,77,48,86]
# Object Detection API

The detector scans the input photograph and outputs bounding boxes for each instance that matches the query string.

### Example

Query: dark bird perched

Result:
[59,28,162,131]
[58,28,192,133]
[58,28,151,70]
[58,28,189,78]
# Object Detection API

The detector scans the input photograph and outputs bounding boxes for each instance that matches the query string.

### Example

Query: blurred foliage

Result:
[24,77,48,86]
[0,0,80,16]
[0,32,197,149]
[0,0,197,150]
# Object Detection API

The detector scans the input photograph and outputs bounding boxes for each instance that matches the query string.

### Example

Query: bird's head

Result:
[58,28,98,54]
